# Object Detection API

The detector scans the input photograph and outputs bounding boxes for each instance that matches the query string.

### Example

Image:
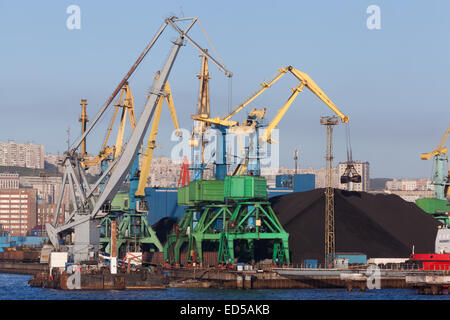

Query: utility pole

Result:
[79,99,89,157]
[66,127,71,152]
[320,116,338,268]
[39,173,49,235]
[294,149,299,174]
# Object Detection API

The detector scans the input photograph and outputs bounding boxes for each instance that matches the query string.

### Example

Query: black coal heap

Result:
[270,189,440,263]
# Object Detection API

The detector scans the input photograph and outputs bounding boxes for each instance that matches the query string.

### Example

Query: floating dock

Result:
[25,263,450,293]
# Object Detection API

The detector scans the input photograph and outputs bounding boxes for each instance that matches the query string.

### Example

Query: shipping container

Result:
[177,186,191,206]
[335,252,367,265]
[177,180,225,205]
[189,180,225,203]
[0,236,46,247]
[224,176,267,200]
[276,175,293,188]
[145,187,185,225]
[304,259,318,268]
[293,174,315,192]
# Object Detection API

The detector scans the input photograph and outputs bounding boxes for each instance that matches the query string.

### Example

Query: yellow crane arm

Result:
[135,81,180,197]
[81,83,136,168]
[421,126,450,160]
[114,84,137,158]
[223,67,289,121]
[81,146,115,167]
[287,66,349,123]
[260,83,305,144]
[191,115,238,127]
[101,95,122,153]
[260,67,349,144]
[164,82,180,131]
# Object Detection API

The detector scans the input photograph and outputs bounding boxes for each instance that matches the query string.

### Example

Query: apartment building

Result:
[0,188,37,236]
[385,178,434,192]
[0,141,44,169]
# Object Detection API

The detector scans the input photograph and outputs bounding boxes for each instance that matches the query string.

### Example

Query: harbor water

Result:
[1,273,450,300]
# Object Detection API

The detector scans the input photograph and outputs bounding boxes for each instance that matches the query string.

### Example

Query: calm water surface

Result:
[1,273,450,300]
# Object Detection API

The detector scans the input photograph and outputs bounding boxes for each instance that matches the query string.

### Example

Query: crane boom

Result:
[287,67,349,123]
[135,80,180,197]
[47,17,233,255]
[90,37,184,219]
[71,21,169,153]
[421,126,450,160]
[224,67,289,121]
[260,66,349,144]
[81,84,136,168]
[48,36,185,241]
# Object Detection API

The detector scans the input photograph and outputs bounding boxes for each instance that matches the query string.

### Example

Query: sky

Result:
[0,0,449,179]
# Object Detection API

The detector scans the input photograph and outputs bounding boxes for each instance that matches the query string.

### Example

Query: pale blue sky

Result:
[0,1,449,178]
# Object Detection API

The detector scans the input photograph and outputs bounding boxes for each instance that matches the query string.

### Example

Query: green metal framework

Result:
[163,197,290,266]
[100,193,163,258]
[415,197,450,227]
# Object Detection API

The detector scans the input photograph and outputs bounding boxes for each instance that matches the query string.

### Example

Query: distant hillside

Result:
[370,178,392,191]
[0,166,62,177]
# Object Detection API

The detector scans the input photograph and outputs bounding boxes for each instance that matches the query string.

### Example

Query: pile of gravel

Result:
[270,189,440,263]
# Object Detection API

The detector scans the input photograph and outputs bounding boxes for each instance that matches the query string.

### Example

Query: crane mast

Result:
[421,126,450,200]
[45,17,232,263]
[321,116,339,267]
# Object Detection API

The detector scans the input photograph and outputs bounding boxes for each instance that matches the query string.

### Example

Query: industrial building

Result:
[19,175,67,205]
[37,203,66,226]
[0,173,19,189]
[0,188,37,236]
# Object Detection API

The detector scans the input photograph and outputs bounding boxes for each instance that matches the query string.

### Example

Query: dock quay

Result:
[0,261,47,275]
[406,273,450,295]
[17,262,450,294]
[28,267,169,290]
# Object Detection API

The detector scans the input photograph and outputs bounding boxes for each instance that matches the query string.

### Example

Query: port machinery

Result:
[45,16,232,264]
[95,77,181,258]
[163,64,349,267]
[415,126,450,226]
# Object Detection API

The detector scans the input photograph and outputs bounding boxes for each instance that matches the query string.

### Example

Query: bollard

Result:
[236,275,244,289]
[244,275,252,290]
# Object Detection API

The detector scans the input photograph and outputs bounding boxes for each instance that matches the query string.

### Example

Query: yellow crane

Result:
[421,126,449,160]
[81,83,136,168]
[189,53,212,179]
[420,125,450,200]
[193,65,348,142]
[194,65,349,176]
[80,78,180,199]
[134,71,181,197]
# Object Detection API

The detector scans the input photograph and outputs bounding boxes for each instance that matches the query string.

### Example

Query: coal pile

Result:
[151,217,177,245]
[270,189,440,263]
